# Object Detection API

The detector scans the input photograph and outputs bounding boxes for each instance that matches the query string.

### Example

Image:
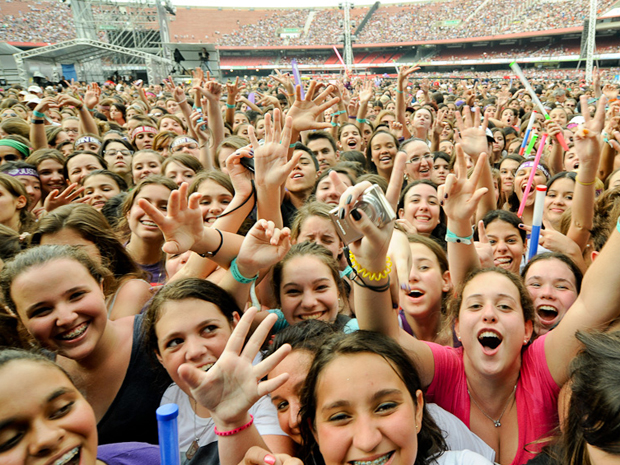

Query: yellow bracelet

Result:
[575,176,597,186]
[349,251,392,281]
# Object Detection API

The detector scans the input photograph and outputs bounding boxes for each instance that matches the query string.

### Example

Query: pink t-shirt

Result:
[425,334,561,465]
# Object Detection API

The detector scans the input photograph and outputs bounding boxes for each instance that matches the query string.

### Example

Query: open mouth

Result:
[494,256,513,269]
[347,139,358,148]
[407,288,425,299]
[478,330,503,352]
[57,322,89,341]
[350,451,394,465]
[291,173,303,180]
[53,446,81,465]
[537,305,559,324]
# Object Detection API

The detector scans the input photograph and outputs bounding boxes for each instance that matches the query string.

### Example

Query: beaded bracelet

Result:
[349,251,392,281]
[445,226,474,245]
[214,415,254,437]
[32,110,45,118]
[575,176,596,186]
[226,103,235,109]
[197,228,223,258]
[230,257,259,284]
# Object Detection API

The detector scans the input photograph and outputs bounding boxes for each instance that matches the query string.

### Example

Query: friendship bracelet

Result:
[226,103,235,109]
[575,176,596,186]
[230,257,259,284]
[214,415,254,437]
[32,110,45,118]
[445,226,474,245]
[353,275,391,292]
[349,251,392,281]
[197,228,223,258]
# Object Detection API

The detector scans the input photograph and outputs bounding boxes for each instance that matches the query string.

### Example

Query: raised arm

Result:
[57,93,98,136]
[30,98,59,150]
[567,95,606,250]
[545,127,620,387]
[251,112,302,228]
[178,308,293,465]
[396,66,419,140]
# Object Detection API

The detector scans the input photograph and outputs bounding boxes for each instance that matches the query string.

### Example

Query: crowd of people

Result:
[2,62,620,465]
[2,0,618,47]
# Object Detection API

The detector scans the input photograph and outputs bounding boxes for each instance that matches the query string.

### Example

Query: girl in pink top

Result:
[334,98,620,464]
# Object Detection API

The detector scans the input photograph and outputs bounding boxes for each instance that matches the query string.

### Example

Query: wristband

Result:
[332,110,346,116]
[32,110,45,118]
[348,115,357,119]
[197,228,223,258]
[617,218,620,235]
[230,257,259,284]
[395,89,404,94]
[349,252,392,281]
[289,143,297,148]
[575,176,596,186]
[214,415,254,437]
[331,122,339,127]
[445,226,474,245]
[226,103,235,109]
[31,119,45,125]
[87,107,96,112]
[356,118,369,124]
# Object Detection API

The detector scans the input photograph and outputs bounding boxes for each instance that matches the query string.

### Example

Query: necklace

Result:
[467,383,517,428]
[186,399,210,461]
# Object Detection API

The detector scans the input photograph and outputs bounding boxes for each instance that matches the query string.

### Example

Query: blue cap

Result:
[156,403,179,421]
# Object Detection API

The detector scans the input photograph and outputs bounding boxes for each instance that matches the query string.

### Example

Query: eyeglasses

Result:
[105,149,133,156]
[406,154,433,164]
[64,128,80,133]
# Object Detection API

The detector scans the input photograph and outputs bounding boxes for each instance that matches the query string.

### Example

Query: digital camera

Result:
[330,184,396,245]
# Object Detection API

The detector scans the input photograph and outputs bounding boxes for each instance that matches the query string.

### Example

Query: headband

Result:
[518,160,550,180]
[6,167,39,178]
[75,136,101,147]
[131,126,158,139]
[0,139,31,157]
[170,137,198,149]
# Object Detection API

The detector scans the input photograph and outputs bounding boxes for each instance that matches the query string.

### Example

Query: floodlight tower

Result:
[585,0,597,84]
[340,1,354,68]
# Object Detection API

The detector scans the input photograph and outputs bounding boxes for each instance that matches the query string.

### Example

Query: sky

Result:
[172,0,417,7]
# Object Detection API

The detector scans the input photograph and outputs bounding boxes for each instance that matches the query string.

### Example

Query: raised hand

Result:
[83,83,100,109]
[164,76,186,103]
[454,106,489,160]
[574,95,607,166]
[178,307,291,427]
[236,220,292,277]
[474,220,494,268]
[250,111,301,189]
[33,97,59,115]
[224,147,254,198]
[138,182,204,255]
[44,183,84,212]
[439,144,489,224]
[287,81,340,132]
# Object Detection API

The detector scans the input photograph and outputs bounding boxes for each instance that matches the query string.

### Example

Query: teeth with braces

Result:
[54,447,79,465]
[58,323,87,341]
[350,452,393,465]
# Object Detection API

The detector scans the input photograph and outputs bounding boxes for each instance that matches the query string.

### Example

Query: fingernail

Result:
[351,209,362,221]
[264,455,276,465]
[440,200,444,206]
[444,193,448,199]
[345,194,352,205]
[339,208,345,219]
[518,223,525,228]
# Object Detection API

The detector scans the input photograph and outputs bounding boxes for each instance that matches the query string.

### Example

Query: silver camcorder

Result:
[330,184,396,245]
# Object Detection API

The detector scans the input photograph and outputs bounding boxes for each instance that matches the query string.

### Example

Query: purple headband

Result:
[6,167,39,178]
[518,160,550,180]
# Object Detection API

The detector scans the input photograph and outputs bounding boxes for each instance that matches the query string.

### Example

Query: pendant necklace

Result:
[186,399,210,461]
[468,383,517,428]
